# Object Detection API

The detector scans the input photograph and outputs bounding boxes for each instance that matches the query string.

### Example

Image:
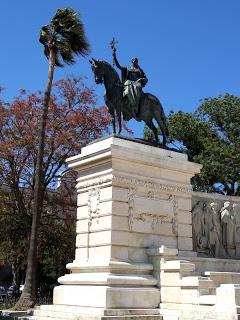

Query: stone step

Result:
[181,271,201,277]
[180,276,216,289]
[35,304,101,313]
[161,260,195,273]
[67,261,154,275]
[161,307,240,320]
[58,272,158,286]
[22,315,100,320]
[198,294,216,305]
[0,310,32,318]
[104,309,161,316]
[204,271,240,285]
[101,316,163,319]
[19,317,66,320]
[160,274,214,288]
[25,315,163,320]
[31,306,163,320]
[160,302,215,312]
[33,309,72,318]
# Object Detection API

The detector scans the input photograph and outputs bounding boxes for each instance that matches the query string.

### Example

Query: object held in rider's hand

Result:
[110,37,118,65]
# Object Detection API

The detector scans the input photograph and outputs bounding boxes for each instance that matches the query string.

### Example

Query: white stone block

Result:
[132,220,173,235]
[76,230,129,247]
[161,260,195,272]
[161,287,181,303]
[76,233,88,247]
[216,284,240,307]
[160,272,181,286]
[112,186,128,202]
[74,247,88,262]
[178,237,193,251]
[177,197,192,211]
[77,215,129,233]
[106,287,160,308]
[75,246,111,262]
[53,285,107,307]
[77,192,88,206]
[76,219,89,233]
[77,205,88,219]
[128,233,177,249]
[76,215,112,233]
[89,231,112,246]
[99,201,112,215]
[112,215,129,231]
[180,288,199,304]
[112,201,129,216]
[128,247,149,262]
[100,186,113,201]
[111,245,129,261]
[178,224,192,237]
[111,230,129,246]
[147,245,178,257]
[54,285,160,308]
[178,210,192,224]
[134,196,173,218]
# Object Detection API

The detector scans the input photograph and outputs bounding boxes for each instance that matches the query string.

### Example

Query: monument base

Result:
[29,136,201,319]
[31,305,162,320]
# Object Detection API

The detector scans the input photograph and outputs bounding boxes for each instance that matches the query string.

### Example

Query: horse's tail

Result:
[151,96,169,137]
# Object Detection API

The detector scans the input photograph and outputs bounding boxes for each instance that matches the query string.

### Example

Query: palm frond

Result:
[55,53,64,67]
[39,8,90,67]
[39,25,51,59]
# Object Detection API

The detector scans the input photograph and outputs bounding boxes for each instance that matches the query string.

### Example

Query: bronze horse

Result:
[90,58,168,146]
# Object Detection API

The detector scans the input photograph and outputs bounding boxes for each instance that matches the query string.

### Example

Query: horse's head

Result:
[89,58,104,84]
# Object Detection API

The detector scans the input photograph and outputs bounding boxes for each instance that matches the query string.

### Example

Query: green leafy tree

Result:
[158,94,240,195]
[15,8,90,309]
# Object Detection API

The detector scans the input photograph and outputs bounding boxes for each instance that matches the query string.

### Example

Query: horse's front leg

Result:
[118,109,122,134]
[112,111,116,134]
[107,100,116,134]
[162,133,166,147]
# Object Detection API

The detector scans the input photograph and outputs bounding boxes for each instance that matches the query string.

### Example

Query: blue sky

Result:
[1,0,240,137]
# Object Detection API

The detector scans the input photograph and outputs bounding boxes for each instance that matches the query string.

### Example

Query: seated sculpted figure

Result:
[112,48,148,119]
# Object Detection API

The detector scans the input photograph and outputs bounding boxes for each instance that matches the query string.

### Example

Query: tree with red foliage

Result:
[0,76,110,308]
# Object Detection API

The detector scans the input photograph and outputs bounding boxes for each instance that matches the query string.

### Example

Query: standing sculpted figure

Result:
[192,201,205,252]
[233,203,240,256]
[208,202,222,257]
[221,201,235,257]
[192,201,210,255]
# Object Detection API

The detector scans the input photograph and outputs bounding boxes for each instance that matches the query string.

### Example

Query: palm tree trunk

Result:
[14,49,56,310]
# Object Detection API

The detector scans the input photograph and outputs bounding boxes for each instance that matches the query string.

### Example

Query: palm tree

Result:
[14,8,90,309]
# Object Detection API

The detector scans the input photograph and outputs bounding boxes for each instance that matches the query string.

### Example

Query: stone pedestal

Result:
[52,136,201,318]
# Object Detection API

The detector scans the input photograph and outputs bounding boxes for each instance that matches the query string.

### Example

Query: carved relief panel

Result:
[192,197,240,259]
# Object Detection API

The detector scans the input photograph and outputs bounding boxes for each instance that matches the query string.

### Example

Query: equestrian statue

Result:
[89,38,168,146]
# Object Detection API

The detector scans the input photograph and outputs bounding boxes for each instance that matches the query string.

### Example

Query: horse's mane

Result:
[98,60,121,83]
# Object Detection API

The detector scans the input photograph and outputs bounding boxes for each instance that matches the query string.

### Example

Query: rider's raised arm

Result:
[113,51,124,70]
